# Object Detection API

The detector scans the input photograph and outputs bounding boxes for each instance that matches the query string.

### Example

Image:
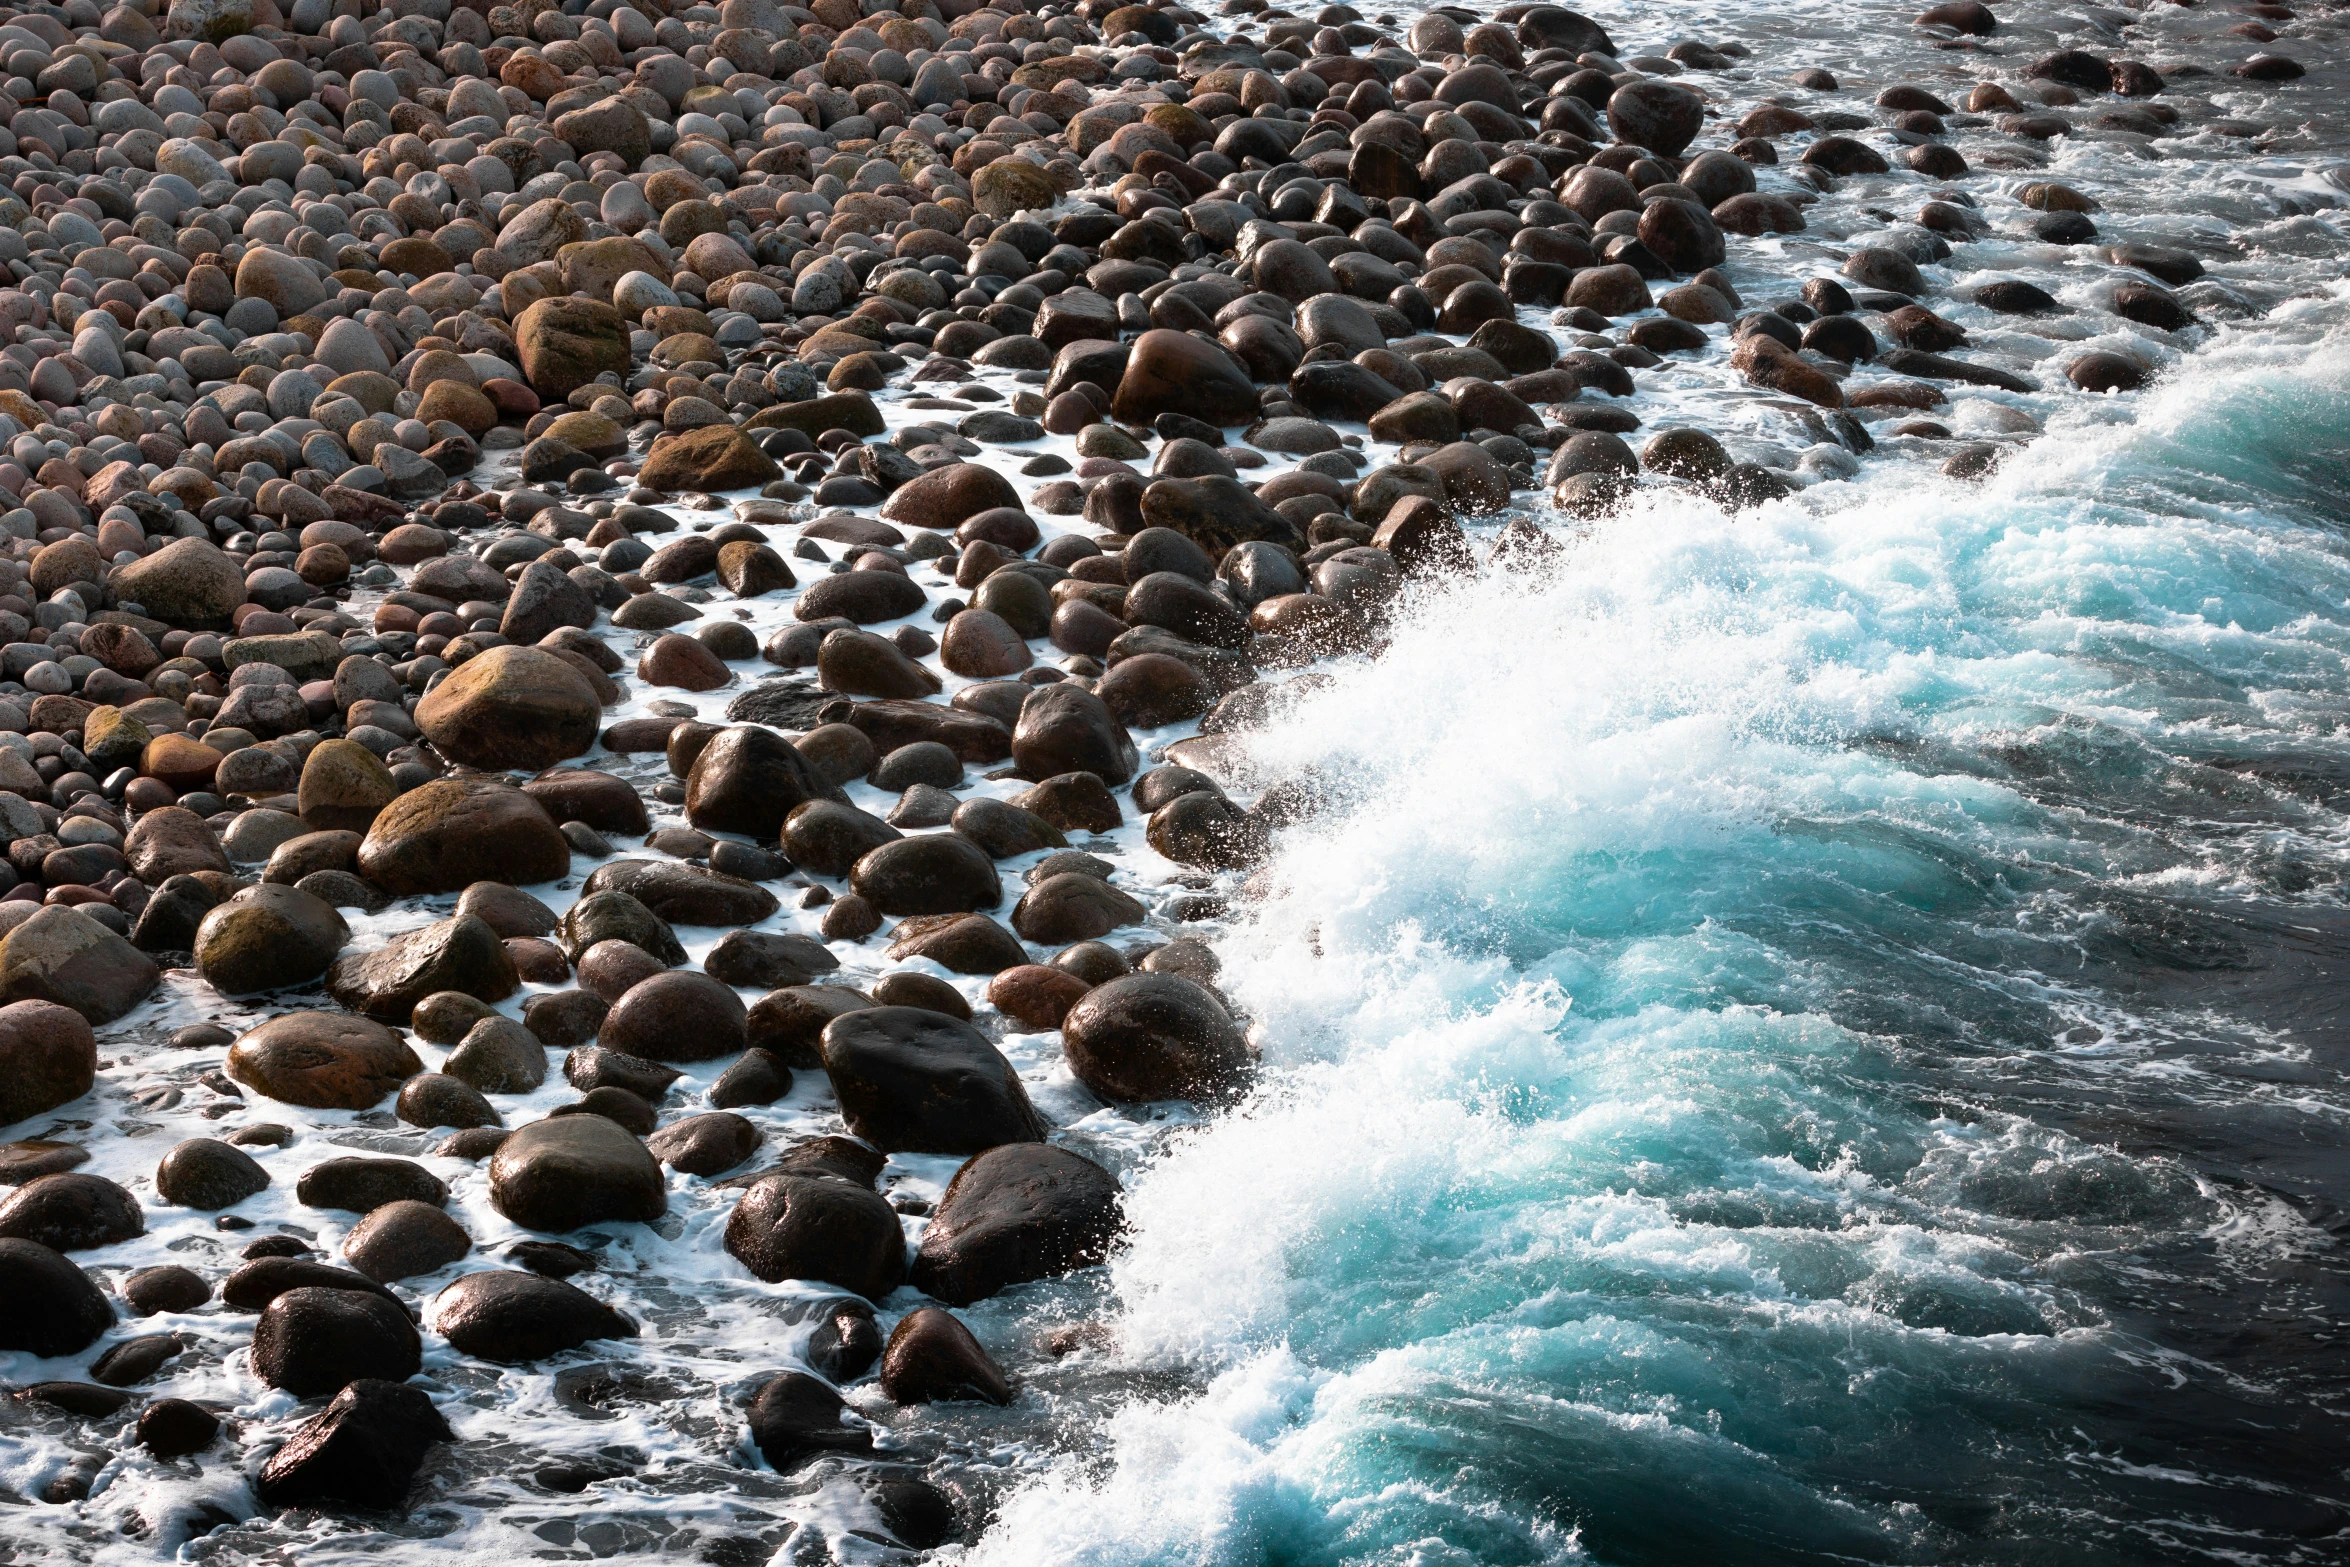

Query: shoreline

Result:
[0,0,2335,1555]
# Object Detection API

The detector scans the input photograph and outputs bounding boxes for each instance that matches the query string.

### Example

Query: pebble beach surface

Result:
[0,0,2344,1556]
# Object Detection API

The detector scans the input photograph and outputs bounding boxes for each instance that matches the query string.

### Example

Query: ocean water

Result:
[968,308,2350,1565]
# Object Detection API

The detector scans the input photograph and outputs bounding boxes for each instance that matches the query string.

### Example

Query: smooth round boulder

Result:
[684,725,841,839]
[1060,974,1252,1104]
[0,1000,96,1128]
[645,1112,761,1176]
[252,1285,421,1398]
[0,1237,113,1354]
[849,834,1003,916]
[909,1145,1124,1306]
[0,1172,142,1250]
[597,970,748,1063]
[227,1013,423,1109]
[723,1173,907,1299]
[819,1007,1046,1155]
[415,646,602,770]
[345,1200,471,1282]
[155,1139,271,1210]
[358,779,571,896]
[880,1306,1014,1405]
[297,1157,448,1215]
[431,1269,635,1361]
[194,884,350,996]
[488,1115,668,1232]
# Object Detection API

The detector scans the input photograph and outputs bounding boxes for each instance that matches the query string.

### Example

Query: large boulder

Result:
[358,779,571,895]
[1011,684,1137,784]
[580,858,780,925]
[415,646,602,770]
[848,834,1002,916]
[723,1172,906,1299]
[345,1200,471,1282]
[639,425,781,491]
[0,1237,113,1355]
[0,1000,95,1128]
[685,725,843,839]
[1060,973,1251,1104]
[297,1157,448,1214]
[0,906,160,1024]
[596,970,747,1062]
[1607,78,1704,156]
[0,1171,143,1249]
[747,1371,873,1471]
[155,1138,271,1210]
[1111,329,1259,426]
[1139,474,1305,556]
[909,1144,1123,1305]
[819,1007,1046,1155]
[879,1306,1014,1404]
[255,1379,453,1510]
[252,1285,421,1398]
[514,296,630,401]
[193,884,349,996]
[430,1269,635,1361]
[488,1115,667,1231]
[325,915,520,1023]
[227,1012,423,1109]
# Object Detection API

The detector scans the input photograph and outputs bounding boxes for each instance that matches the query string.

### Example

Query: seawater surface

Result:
[970,305,2350,1565]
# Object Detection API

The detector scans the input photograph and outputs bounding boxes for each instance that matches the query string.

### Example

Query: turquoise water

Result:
[971,300,2350,1565]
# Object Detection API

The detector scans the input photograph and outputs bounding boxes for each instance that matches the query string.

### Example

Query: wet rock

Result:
[1011,873,1148,946]
[489,1115,667,1233]
[820,1007,1045,1155]
[685,725,844,840]
[398,1074,502,1131]
[881,1306,1014,1405]
[155,1139,270,1211]
[432,1269,635,1362]
[1062,974,1252,1105]
[415,646,603,771]
[228,1014,422,1110]
[0,1238,113,1355]
[705,932,840,991]
[138,1398,220,1458]
[123,1265,210,1317]
[850,834,1003,916]
[346,1201,471,1283]
[297,1158,448,1216]
[646,1112,761,1176]
[252,1285,421,1398]
[0,1172,142,1250]
[447,1018,552,1096]
[564,1046,681,1102]
[194,885,349,996]
[747,1371,874,1472]
[598,971,748,1063]
[0,907,160,1026]
[327,916,520,1024]
[255,1379,453,1510]
[0,1001,96,1129]
[724,1173,906,1299]
[359,779,571,896]
[910,1144,1124,1306]
[712,1048,795,1109]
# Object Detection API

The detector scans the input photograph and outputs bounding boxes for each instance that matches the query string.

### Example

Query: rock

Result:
[297,1157,448,1215]
[1010,873,1147,945]
[703,931,839,990]
[0,1238,113,1354]
[235,246,327,318]
[748,986,877,1068]
[138,1398,219,1458]
[155,1139,269,1210]
[432,1269,635,1361]
[252,1285,420,1398]
[883,913,1029,975]
[297,739,399,832]
[819,628,943,699]
[194,884,349,996]
[416,646,602,771]
[1012,684,1138,783]
[359,779,571,895]
[580,858,780,926]
[820,1007,1045,1155]
[446,1017,551,1095]
[489,1115,667,1232]
[327,916,519,1024]
[255,1379,453,1510]
[782,800,902,879]
[1112,330,1258,426]
[0,1172,142,1250]
[646,1112,760,1176]
[685,725,844,839]
[1061,974,1251,1104]
[398,1074,502,1132]
[228,1012,422,1109]
[881,1306,1014,1404]
[597,971,748,1063]
[122,1264,209,1316]
[1608,79,1704,156]
[2069,351,2148,392]
[640,426,781,491]
[747,1371,873,1472]
[123,807,230,882]
[222,1256,405,1313]
[712,1048,794,1109]
[0,1001,95,1128]
[724,1173,906,1298]
[559,891,685,966]
[0,907,159,1025]
[346,1201,471,1282]
[910,1144,1124,1306]
[515,297,631,401]
[1139,474,1305,556]
[849,834,1002,916]
[554,97,651,164]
